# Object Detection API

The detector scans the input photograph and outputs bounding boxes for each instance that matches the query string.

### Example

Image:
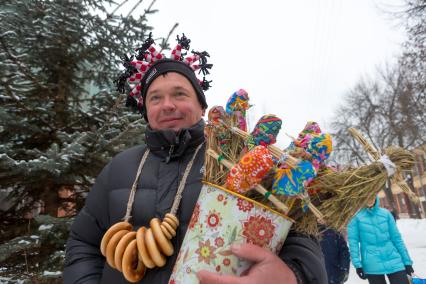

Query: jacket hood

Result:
[374,196,380,208]
[364,196,380,214]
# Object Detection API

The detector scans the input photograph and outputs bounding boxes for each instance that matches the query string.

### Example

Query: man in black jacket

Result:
[63,57,327,283]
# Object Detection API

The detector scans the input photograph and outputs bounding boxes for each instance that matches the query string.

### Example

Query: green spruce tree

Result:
[0,0,162,220]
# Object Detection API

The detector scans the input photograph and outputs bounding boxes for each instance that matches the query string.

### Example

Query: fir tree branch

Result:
[0,82,54,131]
[140,0,157,19]
[159,23,179,53]
[102,118,144,150]
[109,0,131,17]
[126,0,145,18]
[0,37,48,91]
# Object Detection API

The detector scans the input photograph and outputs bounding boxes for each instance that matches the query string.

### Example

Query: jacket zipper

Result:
[165,145,175,163]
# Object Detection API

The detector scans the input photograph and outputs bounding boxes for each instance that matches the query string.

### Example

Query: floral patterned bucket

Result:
[169,182,293,284]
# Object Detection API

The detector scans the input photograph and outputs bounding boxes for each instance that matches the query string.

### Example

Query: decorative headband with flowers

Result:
[115,33,213,118]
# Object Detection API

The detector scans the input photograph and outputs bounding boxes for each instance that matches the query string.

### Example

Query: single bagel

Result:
[145,228,166,267]
[160,224,172,239]
[165,213,179,227]
[105,229,129,268]
[100,222,132,256]
[114,231,136,272]
[150,218,174,256]
[161,221,176,237]
[122,239,146,283]
[136,226,156,269]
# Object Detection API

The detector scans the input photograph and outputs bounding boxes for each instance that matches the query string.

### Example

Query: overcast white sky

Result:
[120,0,407,147]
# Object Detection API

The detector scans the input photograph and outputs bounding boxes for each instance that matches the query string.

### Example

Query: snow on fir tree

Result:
[0,0,163,219]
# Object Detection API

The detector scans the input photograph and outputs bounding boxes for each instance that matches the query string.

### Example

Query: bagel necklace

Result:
[100,142,204,282]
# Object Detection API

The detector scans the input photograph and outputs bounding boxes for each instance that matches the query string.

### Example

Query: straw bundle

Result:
[298,146,416,234]
[348,127,420,205]
[204,121,246,185]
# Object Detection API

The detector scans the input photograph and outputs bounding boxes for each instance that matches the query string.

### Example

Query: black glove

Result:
[405,265,414,276]
[356,268,367,280]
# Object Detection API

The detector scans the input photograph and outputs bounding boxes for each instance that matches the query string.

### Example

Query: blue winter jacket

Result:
[347,197,413,275]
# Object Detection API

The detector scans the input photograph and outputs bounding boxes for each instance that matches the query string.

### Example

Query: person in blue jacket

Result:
[320,226,350,284]
[347,195,414,284]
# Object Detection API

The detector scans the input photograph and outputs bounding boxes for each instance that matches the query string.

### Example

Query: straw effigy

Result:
[204,111,246,185]
[298,141,416,235]
[348,127,420,205]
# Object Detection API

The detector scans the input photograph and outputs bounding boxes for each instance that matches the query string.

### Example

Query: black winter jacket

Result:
[64,120,327,283]
[320,228,350,284]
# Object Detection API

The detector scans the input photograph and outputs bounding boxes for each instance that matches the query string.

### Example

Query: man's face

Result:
[145,72,204,132]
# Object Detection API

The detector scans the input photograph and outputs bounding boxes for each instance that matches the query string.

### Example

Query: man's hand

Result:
[197,243,297,284]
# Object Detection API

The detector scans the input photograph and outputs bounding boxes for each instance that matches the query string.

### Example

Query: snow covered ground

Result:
[347,218,426,284]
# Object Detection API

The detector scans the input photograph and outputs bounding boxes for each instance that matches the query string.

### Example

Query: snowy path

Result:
[346,219,426,284]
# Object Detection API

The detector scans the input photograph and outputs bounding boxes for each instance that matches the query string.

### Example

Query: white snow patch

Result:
[18,240,30,245]
[38,224,54,231]
[61,155,70,161]
[0,31,17,37]
[42,271,62,276]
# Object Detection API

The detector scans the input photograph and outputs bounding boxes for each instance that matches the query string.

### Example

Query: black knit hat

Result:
[115,33,212,120]
[139,59,208,121]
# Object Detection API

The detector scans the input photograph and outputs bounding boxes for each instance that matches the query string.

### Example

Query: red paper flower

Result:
[242,215,276,247]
